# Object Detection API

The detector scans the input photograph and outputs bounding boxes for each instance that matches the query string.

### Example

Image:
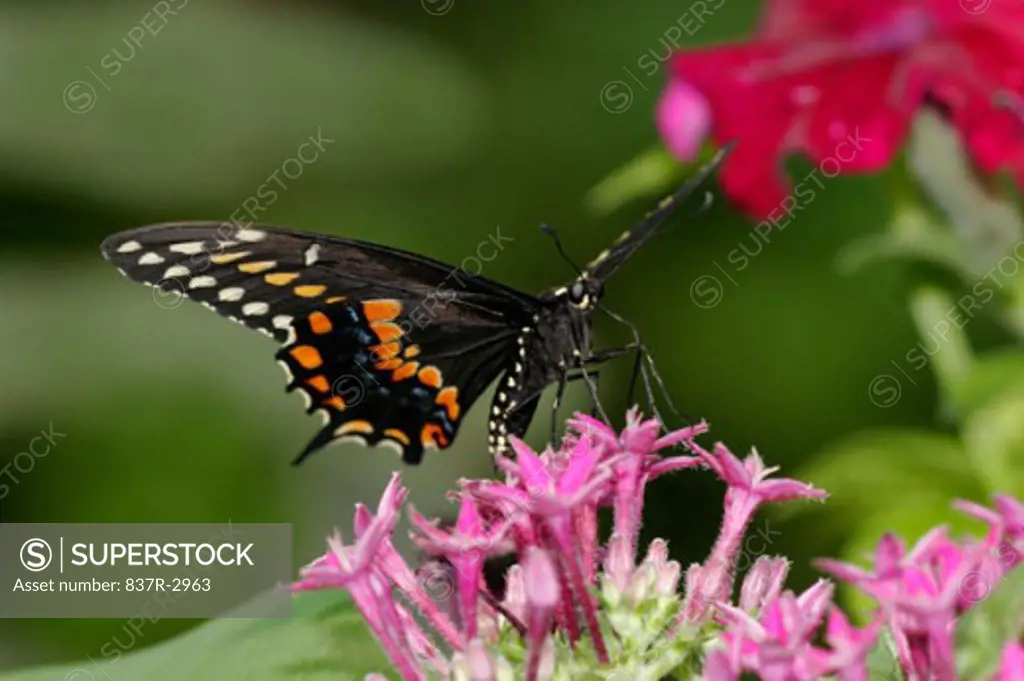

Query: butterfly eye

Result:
[569,281,586,303]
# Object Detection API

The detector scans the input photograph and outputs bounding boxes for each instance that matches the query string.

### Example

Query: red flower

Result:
[659,0,1024,218]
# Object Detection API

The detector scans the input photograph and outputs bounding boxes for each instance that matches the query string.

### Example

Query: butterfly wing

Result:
[101,222,540,464]
[584,144,732,283]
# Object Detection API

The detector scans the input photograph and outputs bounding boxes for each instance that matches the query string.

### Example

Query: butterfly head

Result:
[567,276,602,311]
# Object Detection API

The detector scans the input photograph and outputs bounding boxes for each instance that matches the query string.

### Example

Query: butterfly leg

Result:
[592,307,692,429]
[562,369,603,418]
[578,344,662,422]
[568,357,610,424]
[551,371,568,443]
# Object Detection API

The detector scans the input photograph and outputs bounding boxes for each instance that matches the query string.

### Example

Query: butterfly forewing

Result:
[101,222,538,464]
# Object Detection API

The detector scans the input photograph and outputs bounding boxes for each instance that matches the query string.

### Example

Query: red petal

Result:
[672,44,798,218]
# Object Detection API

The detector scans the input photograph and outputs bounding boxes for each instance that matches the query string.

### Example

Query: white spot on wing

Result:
[117,240,142,253]
[335,435,367,447]
[272,315,293,330]
[164,265,190,278]
[169,241,205,255]
[242,302,269,316]
[235,229,267,242]
[277,360,294,383]
[304,243,320,266]
[189,276,217,289]
[218,287,245,302]
[379,440,404,457]
[138,252,165,265]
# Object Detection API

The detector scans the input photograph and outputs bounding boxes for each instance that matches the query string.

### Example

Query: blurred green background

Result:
[0,0,987,671]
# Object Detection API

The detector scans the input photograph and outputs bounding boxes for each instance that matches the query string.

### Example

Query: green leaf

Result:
[0,3,486,211]
[950,349,1024,419]
[836,206,975,280]
[956,565,1024,681]
[866,627,904,681]
[0,592,388,681]
[961,384,1024,498]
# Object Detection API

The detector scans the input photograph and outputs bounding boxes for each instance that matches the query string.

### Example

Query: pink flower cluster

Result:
[291,411,1024,681]
[814,496,1024,681]
[709,492,1024,681]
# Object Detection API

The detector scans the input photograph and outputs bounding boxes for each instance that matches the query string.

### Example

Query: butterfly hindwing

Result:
[279,298,518,464]
[101,222,539,464]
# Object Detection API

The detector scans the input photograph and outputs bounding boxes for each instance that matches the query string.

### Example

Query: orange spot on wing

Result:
[209,251,251,264]
[421,423,449,448]
[266,272,300,286]
[403,345,420,359]
[337,420,373,435]
[370,342,400,361]
[375,358,403,371]
[392,361,419,381]
[324,396,347,411]
[308,312,332,335]
[290,345,323,369]
[363,299,402,322]
[295,284,327,298]
[436,387,460,421]
[326,296,347,304]
[238,260,276,273]
[418,366,442,389]
[384,428,411,446]
[306,375,330,392]
[371,321,403,343]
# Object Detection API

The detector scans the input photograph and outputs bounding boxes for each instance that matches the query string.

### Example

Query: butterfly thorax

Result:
[486,279,598,456]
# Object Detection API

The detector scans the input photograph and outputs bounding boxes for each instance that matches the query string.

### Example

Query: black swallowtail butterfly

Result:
[100,147,729,466]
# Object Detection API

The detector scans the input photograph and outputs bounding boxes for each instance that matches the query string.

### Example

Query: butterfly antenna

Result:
[540,223,585,277]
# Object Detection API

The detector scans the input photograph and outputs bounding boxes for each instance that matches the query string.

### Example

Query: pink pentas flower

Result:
[288,417,1024,680]
[522,547,559,681]
[957,493,1024,573]
[409,495,511,642]
[660,0,1024,218]
[464,434,613,662]
[819,607,883,681]
[681,442,826,623]
[817,529,964,680]
[293,473,428,681]
[739,556,790,613]
[715,581,881,681]
[567,409,705,561]
[816,495,1024,681]
[716,586,834,680]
